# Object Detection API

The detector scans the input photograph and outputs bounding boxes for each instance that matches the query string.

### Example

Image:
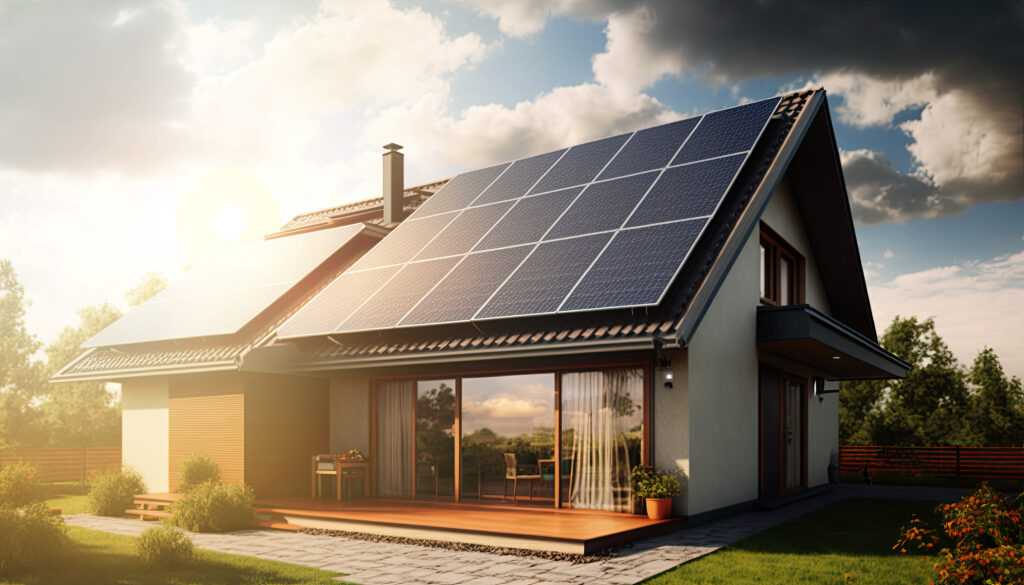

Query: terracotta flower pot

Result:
[645,497,672,520]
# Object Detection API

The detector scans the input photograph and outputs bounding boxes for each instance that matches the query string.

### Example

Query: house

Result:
[54,88,908,551]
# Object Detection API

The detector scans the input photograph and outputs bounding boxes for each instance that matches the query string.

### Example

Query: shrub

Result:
[88,466,146,517]
[137,524,194,568]
[178,454,221,493]
[0,503,68,576]
[631,465,682,499]
[169,481,254,533]
[895,483,1024,584]
[0,463,42,509]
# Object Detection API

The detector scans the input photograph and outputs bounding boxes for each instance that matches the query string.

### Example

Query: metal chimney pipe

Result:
[382,143,404,224]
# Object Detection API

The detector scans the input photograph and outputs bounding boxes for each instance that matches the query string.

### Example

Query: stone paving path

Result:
[64,484,971,585]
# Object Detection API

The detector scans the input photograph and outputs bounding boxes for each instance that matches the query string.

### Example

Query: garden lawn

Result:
[41,482,90,514]
[642,498,940,585]
[0,526,345,585]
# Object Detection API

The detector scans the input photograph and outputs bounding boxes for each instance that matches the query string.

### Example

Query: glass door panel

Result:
[783,377,805,490]
[460,374,555,505]
[561,368,643,512]
[415,380,456,499]
[376,380,414,497]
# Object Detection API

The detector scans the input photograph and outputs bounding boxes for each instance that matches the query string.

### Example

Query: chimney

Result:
[382,143,404,224]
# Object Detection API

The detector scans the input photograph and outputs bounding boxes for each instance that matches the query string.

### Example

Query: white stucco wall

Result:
[654,347,690,515]
[121,377,169,493]
[329,372,371,454]
[686,224,761,516]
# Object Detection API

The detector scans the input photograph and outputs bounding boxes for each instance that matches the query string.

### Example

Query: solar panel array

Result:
[84,224,365,347]
[277,97,780,339]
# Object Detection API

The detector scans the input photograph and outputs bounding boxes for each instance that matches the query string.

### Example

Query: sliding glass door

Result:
[376,380,413,497]
[415,380,456,499]
[561,368,643,512]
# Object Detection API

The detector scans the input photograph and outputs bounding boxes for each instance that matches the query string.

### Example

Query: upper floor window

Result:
[760,224,804,306]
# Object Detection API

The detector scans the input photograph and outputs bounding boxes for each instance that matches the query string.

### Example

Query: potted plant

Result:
[631,465,681,520]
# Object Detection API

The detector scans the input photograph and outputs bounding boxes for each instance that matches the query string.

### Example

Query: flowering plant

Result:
[631,465,681,499]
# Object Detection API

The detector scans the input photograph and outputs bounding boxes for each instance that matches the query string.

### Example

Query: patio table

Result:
[311,455,371,500]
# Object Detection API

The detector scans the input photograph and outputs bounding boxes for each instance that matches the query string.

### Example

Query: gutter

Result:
[48,360,238,383]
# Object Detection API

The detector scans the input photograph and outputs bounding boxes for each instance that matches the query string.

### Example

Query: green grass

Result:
[41,481,90,514]
[642,498,941,585]
[0,526,345,585]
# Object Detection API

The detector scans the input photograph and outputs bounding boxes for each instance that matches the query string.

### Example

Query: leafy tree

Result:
[0,260,44,448]
[964,348,1024,447]
[125,271,169,307]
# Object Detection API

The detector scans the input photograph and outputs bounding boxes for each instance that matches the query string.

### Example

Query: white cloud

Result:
[883,249,894,259]
[817,72,937,128]
[869,250,1024,380]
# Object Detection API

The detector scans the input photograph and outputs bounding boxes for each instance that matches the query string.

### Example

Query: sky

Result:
[1,0,1022,378]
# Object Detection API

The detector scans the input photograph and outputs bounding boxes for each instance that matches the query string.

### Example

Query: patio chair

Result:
[503,453,541,503]
[415,451,439,500]
[313,454,340,500]
[341,464,367,499]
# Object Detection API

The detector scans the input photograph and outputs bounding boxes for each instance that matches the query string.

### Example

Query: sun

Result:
[177,170,282,263]
[212,205,248,241]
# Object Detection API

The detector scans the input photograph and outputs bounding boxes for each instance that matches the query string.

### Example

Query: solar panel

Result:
[474,187,582,251]
[529,134,630,195]
[338,257,460,332]
[471,150,564,206]
[401,246,533,326]
[545,171,658,240]
[413,201,513,261]
[597,118,699,181]
[276,265,402,338]
[411,163,510,218]
[276,95,781,339]
[349,211,456,270]
[476,233,611,319]
[625,154,746,227]
[561,219,709,311]
[84,224,365,347]
[672,97,779,165]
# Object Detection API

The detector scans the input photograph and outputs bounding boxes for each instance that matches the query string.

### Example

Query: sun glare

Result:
[212,205,248,241]
[177,170,282,263]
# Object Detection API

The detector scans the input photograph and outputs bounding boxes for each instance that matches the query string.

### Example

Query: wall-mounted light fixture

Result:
[813,377,840,403]
[657,356,673,390]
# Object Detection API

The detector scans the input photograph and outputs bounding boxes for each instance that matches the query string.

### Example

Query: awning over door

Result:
[757,305,909,380]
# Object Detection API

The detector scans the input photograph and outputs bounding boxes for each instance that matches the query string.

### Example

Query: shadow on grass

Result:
[641,499,942,585]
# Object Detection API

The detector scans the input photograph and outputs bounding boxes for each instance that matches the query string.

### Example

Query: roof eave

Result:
[49,360,239,384]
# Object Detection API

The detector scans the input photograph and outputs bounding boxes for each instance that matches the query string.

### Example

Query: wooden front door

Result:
[759,365,807,498]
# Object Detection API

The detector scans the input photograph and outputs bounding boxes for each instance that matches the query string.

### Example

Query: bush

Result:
[631,465,682,499]
[179,454,221,493]
[0,463,42,508]
[137,524,194,568]
[88,466,146,517]
[0,503,68,576]
[169,481,254,533]
[895,483,1024,584]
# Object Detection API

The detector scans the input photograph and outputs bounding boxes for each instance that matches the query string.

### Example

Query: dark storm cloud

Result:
[0,0,195,173]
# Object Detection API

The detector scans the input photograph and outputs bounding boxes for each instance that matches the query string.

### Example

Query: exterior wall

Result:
[243,374,329,497]
[168,373,245,491]
[654,347,690,515]
[329,372,371,454]
[686,224,761,516]
[759,177,831,314]
[121,377,169,493]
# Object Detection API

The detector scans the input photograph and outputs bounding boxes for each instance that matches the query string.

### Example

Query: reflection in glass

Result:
[416,380,456,498]
[561,368,643,512]
[460,374,555,504]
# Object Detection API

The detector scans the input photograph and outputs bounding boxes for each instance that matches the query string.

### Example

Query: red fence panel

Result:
[839,446,1024,480]
[0,446,122,482]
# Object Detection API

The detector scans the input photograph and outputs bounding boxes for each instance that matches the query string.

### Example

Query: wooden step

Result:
[251,519,302,531]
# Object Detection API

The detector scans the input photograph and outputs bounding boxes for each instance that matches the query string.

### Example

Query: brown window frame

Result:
[760,223,805,306]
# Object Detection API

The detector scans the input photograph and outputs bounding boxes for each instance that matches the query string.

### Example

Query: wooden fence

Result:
[0,447,121,482]
[840,445,1024,480]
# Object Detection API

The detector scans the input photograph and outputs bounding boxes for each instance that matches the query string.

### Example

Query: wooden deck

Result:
[252,497,683,554]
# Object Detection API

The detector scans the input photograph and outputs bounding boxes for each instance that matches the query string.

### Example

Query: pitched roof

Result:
[280,89,822,369]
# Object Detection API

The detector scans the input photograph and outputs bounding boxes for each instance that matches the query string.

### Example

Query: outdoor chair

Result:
[503,453,541,503]
[415,451,439,499]
[340,465,366,499]
[313,454,340,500]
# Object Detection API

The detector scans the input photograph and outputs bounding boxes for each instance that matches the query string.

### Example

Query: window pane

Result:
[461,374,555,505]
[561,368,644,512]
[780,256,792,305]
[784,379,804,489]
[416,380,456,498]
[759,243,766,299]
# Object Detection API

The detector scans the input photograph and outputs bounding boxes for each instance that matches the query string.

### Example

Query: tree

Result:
[841,316,970,446]
[125,271,169,307]
[0,260,44,448]
[964,348,1024,447]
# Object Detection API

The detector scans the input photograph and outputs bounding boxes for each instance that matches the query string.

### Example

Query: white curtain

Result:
[377,380,414,497]
[562,368,643,512]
